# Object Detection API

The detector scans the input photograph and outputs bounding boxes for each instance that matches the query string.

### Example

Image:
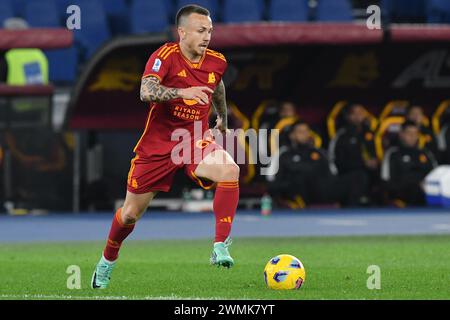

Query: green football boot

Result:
[91,256,116,289]
[210,237,234,268]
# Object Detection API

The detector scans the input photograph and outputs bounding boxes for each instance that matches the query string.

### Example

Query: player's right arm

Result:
[140,76,213,105]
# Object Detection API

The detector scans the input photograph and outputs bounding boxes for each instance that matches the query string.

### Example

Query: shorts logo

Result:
[196,139,213,149]
[152,59,162,72]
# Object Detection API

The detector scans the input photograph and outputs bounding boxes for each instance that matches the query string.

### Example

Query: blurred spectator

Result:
[405,105,439,160]
[1,18,49,85]
[5,129,73,211]
[437,120,450,164]
[257,100,299,171]
[259,100,299,131]
[277,100,300,147]
[267,121,368,208]
[328,103,377,203]
[278,100,298,119]
[381,121,437,206]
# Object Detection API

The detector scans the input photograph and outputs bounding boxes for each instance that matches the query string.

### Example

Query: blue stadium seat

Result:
[44,47,78,83]
[316,0,353,22]
[382,0,426,23]
[56,0,77,16]
[71,0,111,60]
[163,0,176,20]
[269,0,309,22]
[175,0,219,22]
[101,0,130,35]
[102,0,127,16]
[130,0,169,34]
[24,0,61,28]
[9,0,25,16]
[427,0,450,23]
[24,0,77,83]
[0,0,14,27]
[222,0,263,23]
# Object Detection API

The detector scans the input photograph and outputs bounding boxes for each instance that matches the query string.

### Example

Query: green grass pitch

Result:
[0,235,449,300]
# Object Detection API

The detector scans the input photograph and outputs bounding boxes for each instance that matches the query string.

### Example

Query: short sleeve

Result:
[216,56,227,80]
[142,45,172,82]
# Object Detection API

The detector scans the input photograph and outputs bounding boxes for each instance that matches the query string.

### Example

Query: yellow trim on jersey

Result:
[206,49,227,62]
[161,47,179,60]
[133,105,156,153]
[127,155,139,186]
[177,44,206,69]
[158,44,176,58]
[194,52,206,68]
[142,73,162,82]
[180,51,206,69]
[157,45,168,57]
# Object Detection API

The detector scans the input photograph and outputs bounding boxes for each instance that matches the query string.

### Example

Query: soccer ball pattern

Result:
[264,254,306,290]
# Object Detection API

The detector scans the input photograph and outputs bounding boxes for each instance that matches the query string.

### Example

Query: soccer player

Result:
[91,5,240,289]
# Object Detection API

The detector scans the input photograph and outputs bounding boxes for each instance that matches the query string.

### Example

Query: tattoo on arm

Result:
[140,76,179,103]
[212,80,228,128]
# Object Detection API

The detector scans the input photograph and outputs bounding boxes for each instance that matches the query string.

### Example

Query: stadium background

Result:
[0,0,449,300]
[3,0,450,211]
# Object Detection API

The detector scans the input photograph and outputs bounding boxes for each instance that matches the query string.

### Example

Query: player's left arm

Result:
[211,80,228,133]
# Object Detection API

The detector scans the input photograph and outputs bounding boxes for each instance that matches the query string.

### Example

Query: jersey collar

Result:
[178,44,206,69]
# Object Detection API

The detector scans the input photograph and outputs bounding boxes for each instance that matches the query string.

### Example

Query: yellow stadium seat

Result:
[270,116,322,156]
[251,100,278,131]
[432,99,450,136]
[327,100,378,139]
[380,100,430,127]
[375,116,427,160]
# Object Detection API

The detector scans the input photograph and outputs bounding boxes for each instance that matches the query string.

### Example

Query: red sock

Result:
[103,208,135,261]
[213,181,239,242]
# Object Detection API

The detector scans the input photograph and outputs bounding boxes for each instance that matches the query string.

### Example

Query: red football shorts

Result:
[126,139,223,194]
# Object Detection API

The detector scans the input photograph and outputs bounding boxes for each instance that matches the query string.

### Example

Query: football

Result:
[264,254,306,290]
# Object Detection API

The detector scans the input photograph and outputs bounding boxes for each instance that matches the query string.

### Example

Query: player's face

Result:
[407,106,424,125]
[291,124,311,145]
[279,102,297,118]
[400,126,419,147]
[180,13,213,57]
[348,105,366,126]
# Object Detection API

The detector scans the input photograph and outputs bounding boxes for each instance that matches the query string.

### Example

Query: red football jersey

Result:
[134,42,227,159]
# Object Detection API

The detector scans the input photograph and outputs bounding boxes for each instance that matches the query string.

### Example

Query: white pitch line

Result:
[236,216,262,222]
[318,218,368,227]
[0,294,229,300]
[431,224,450,231]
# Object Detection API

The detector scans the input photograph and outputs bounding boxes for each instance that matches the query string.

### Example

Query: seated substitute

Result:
[405,105,439,160]
[268,121,368,207]
[381,121,437,206]
[328,103,378,203]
